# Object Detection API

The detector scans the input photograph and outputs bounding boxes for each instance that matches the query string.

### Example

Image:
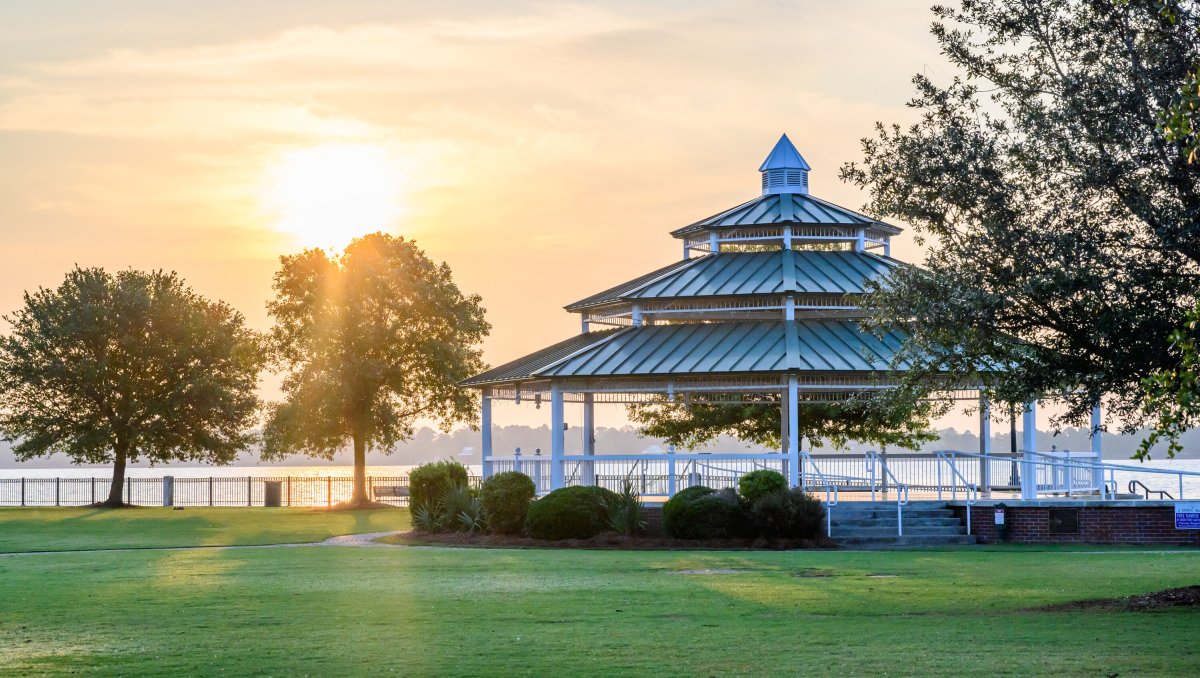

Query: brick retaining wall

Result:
[949,502,1200,546]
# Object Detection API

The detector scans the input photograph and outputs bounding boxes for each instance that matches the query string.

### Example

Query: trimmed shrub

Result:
[747,489,826,540]
[662,486,745,539]
[480,471,536,535]
[525,486,618,540]
[408,460,469,512]
[738,470,788,504]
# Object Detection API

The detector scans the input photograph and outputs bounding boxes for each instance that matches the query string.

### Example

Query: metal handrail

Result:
[935,451,978,535]
[1129,479,1174,501]
[866,451,910,536]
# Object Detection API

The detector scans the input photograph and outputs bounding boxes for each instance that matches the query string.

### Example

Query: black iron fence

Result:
[0,475,484,508]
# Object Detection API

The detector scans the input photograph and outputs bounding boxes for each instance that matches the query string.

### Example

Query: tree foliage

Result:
[1140,303,1200,457]
[261,233,489,506]
[0,268,263,506]
[840,0,1200,433]
[627,394,938,451]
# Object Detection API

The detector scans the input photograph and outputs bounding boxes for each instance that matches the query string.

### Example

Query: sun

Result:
[261,144,405,250]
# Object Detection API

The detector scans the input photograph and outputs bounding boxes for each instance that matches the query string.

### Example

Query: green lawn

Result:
[0,507,411,552]
[0,510,1197,676]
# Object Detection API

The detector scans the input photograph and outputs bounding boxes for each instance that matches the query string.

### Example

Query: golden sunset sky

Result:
[1,1,957,429]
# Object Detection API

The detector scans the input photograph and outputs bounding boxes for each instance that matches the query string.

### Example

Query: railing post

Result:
[937,453,943,501]
[667,446,677,497]
[21,478,25,507]
[979,394,992,498]
[481,387,494,480]
[582,392,595,486]
[550,383,565,490]
[1021,400,1038,500]
[1090,404,1103,493]
[786,375,800,488]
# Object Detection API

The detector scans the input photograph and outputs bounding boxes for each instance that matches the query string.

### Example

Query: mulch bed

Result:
[1036,585,1200,612]
[387,530,837,550]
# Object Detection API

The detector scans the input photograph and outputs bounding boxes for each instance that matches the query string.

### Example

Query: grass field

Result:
[0,509,1197,676]
[0,507,411,553]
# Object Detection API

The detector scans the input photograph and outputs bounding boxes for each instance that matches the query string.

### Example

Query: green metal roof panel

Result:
[564,258,700,311]
[670,193,901,236]
[459,328,624,386]
[532,320,912,379]
[565,251,899,307]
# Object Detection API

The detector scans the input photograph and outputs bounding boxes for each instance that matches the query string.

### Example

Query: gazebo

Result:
[462,135,1098,499]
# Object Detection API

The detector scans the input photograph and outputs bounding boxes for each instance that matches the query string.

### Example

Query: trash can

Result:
[264,481,283,507]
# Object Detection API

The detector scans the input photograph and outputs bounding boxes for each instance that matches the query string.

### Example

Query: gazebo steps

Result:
[828,502,978,548]
[830,516,962,528]
[835,534,978,548]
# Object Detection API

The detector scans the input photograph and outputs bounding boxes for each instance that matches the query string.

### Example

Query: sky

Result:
[0,0,991,435]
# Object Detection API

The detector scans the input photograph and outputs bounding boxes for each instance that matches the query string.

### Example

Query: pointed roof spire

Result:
[758,134,811,172]
[759,134,811,195]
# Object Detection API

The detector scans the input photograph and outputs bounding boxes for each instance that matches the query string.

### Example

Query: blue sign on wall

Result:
[1175,502,1200,530]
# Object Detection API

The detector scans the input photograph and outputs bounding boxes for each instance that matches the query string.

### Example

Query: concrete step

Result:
[831,525,966,538]
[835,534,979,548]
[831,508,956,520]
[830,516,963,528]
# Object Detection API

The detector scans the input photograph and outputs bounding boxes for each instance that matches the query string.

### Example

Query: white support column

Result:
[783,224,793,250]
[1091,403,1103,492]
[683,240,690,260]
[582,392,595,486]
[979,394,991,498]
[550,383,565,489]
[780,386,790,457]
[580,316,590,333]
[631,304,643,327]
[787,375,800,488]
[854,228,866,253]
[1021,400,1037,500]
[883,236,891,257]
[784,295,796,321]
[481,388,493,479]
[709,231,719,254]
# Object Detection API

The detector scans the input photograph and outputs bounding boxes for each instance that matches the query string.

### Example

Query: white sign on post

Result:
[1175,502,1200,530]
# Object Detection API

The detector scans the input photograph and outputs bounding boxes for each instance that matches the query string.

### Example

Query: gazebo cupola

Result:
[673,135,901,259]
[760,133,811,195]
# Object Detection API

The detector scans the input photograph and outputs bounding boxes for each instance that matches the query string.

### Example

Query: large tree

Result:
[0,268,263,506]
[262,233,489,507]
[839,0,1200,435]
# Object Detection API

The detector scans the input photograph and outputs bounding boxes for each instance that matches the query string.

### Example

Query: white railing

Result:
[866,451,910,536]
[799,452,842,537]
[488,448,1200,505]
[933,451,978,534]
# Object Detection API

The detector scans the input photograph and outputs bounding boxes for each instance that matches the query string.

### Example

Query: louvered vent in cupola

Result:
[758,133,811,196]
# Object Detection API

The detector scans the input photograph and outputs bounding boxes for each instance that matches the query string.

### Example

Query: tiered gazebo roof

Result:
[464,134,912,397]
[463,134,951,489]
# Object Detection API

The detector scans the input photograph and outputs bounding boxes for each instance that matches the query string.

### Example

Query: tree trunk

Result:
[350,433,370,507]
[102,446,128,508]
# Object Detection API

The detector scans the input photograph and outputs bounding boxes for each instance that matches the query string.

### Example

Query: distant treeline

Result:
[2,424,1193,469]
